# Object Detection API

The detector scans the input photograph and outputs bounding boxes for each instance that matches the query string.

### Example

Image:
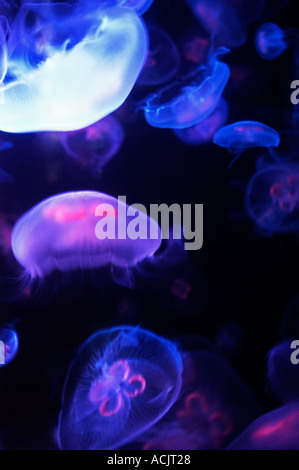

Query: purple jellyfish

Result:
[58,325,183,449]
[11,191,161,284]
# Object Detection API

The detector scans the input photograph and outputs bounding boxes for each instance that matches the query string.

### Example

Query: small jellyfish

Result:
[173,97,228,145]
[246,163,299,234]
[213,121,280,167]
[255,23,292,60]
[137,26,180,86]
[58,326,183,449]
[59,115,125,175]
[0,4,148,132]
[78,0,154,16]
[11,191,161,287]
[142,48,230,129]
[0,328,18,367]
[185,0,264,48]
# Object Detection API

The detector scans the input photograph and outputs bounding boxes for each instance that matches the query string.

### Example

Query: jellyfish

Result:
[185,0,264,48]
[227,341,299,450]
[11,191,162,290]
[59,115,125,175]
[78,0,154,16]
[0,328,18,367]
[137,26,180,86]
[0,4,148,133]
[139,340,261,450]
[213,121,280,167]
[173,97,228,145]
[142,48,230,129]
[227,403,299,450]
[58,325,183,449]
[255,23,295,60]
[245,163,299,234]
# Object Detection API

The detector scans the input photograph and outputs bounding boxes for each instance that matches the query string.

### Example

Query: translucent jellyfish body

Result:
[143,48,230,129]
[78,0,154,16]
[185,0,264,48]
[141,347,261,450]
[137,26,180,86]
[227,403,299,450]
[59,115,125,174]
[11,191,162,279]
[58,326,183,449]
[0,328,19,367]
[255,23,288,60]
[246,164,299,234]
[213,121,280,152]
[0,5,148,133]
[173,97,228,145]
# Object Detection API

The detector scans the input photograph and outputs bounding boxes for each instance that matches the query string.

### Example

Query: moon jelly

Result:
[0,328,18,367]
[58,325,183,449]
[60,115,125,175]
[143,48,230,129]
[11,191,161,280]
[141,346,260,450]
[246,164,299,234]
[137,26,180,86]
[185,0,264,48]
[227,403,299,450]
[79,0,154,16]
[0,5,148,133]
[213,121,280,152]
[173,97,228,145]
[255,23,288,60]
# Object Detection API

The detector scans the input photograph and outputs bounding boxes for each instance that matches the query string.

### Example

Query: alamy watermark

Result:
[290,80,299,105]
[0,340,5,365]
[290,340,299,365]
[94,196,203,251]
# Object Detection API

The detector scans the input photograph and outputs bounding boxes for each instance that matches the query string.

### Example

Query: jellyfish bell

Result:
[59,115,125,175]
[246,163,299,234]
[142,47,230,129]
[137,26,180,86]
[58,325,183,449]
[11,191,162,291]
[213,121,280,167]
[173,97,228,145]
[0,5,148,133]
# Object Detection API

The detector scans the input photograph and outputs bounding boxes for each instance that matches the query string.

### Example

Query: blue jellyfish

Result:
[255,23,294,60]
[246,164,299,234]
[213,121,280,167]
[78,0,154,16]
[11,191,161,286]
[137,26,180,86]
[185,0,264,48]
[173,97,228,145]
[58,326,183,449]
[143,48,230,129]
[0,328,19,367]
[0,4,148,133]
[60,115,125,176]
